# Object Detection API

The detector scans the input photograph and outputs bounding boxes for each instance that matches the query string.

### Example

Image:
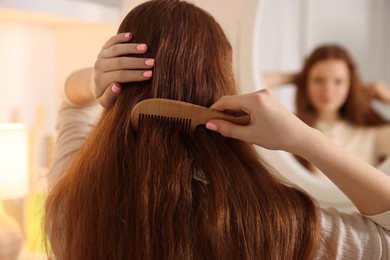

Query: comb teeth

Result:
[138,114,192,134]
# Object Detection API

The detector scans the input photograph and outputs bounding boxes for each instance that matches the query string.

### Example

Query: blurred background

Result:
[0,0,119,259]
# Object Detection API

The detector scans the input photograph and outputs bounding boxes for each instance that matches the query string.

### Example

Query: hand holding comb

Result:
[130,98,250,134]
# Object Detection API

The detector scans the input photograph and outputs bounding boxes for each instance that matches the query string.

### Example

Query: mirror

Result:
[239,0,390,211]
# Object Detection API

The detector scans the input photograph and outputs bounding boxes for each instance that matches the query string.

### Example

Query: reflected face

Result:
[307,59,350,121]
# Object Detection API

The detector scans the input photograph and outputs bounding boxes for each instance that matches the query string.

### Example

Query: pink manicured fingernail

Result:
[145,59,154,66]
[143,71,153,78]
[124,32,132,38]
[137,44,147,51]
[206,122,218,131]
[111,84,121,94]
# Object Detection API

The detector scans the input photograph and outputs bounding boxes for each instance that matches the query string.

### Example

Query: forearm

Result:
[383,94,390,104]
[261,72,297,88]
[64,67,97,107]
[364,81,390,104]
[297,127,390,215]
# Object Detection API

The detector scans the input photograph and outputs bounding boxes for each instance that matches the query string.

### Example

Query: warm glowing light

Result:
[0,123,29,199]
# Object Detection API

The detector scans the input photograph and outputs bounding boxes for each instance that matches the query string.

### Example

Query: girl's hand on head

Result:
[93,32,154,108]
[364,81,390,104]
[206,89,310,154]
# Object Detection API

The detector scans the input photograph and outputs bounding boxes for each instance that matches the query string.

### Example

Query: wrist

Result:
[65,68,97,107]
[291,127,323,161]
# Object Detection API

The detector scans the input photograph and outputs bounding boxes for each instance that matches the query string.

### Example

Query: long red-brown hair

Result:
[45,1,321,259]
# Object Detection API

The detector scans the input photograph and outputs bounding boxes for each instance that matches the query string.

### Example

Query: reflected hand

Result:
[364,81,390,104]
[206,89,309,154]
[93,32,154,108]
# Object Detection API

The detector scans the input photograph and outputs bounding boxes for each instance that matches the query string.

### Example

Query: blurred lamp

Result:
[0,123,29,260]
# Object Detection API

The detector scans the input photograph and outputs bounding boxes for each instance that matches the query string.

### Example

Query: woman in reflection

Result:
[263,45,390,172]
[45,1,390,259]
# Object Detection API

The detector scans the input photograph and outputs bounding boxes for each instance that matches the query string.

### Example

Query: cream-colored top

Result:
[47,98,390,259]
[315,120,390,166]
[317,208,390,259]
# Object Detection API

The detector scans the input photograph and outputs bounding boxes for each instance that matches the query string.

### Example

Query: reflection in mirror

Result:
[243,0,390,211]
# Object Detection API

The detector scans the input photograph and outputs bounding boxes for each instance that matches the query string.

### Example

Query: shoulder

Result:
[320,207,390,231]
[316,207,390,259]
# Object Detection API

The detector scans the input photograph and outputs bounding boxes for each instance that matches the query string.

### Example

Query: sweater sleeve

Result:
[316,207,390,259]
[46,97,103,191]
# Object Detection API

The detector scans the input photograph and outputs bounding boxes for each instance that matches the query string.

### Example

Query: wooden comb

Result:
[130,98,250,134]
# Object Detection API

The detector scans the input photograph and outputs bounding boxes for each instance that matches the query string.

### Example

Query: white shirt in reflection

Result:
[315,119,390,169]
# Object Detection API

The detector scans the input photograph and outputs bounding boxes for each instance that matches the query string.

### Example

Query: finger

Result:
[100,70,153,84]
[99,83,121,108]
[94,70,153,98]
[206,119,252,143]
[102,32,133,49]
[210,95,241,111]
[210,94,252,114]
[97,57,154,72]
[212,89,273,112]
[100,43,148,59]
